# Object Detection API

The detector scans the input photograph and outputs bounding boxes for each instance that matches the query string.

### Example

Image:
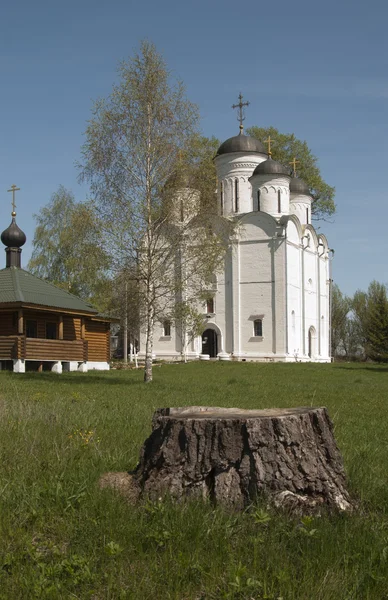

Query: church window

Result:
[163,321,171,337]
[206,298,214,314]
[254,319,263,337]
[220,181,224,215]
[306,207,309,223]
[291,310,295,332]
[234,179,239,212]
[257,189,261,211]
[180,200,184,222]
[277,190,281,213]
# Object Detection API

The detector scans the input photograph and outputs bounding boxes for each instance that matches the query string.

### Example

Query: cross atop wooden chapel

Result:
[7,184,20,217]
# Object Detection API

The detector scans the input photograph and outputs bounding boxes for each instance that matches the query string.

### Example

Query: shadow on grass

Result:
[336,365,388,373]
[13,372,145,386]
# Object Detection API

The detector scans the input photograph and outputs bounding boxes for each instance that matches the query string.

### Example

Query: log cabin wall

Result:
[0,311,18,336]
[63,316,81,340]
[85,319,111,362]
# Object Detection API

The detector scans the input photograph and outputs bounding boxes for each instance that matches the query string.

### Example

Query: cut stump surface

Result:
[130,406,353,512]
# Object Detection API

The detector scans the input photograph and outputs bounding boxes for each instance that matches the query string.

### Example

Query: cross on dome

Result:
[263,136,274,157]
[232,93,250,132]
[289,157,300,176]
[7,184,20,217]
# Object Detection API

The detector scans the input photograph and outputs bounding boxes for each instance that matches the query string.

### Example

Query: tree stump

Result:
[132,406,353,512]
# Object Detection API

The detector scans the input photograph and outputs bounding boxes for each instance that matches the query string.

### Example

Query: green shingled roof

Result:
[0,267,98,314]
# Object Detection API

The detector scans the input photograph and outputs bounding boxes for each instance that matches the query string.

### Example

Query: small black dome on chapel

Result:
[1,218,27,248]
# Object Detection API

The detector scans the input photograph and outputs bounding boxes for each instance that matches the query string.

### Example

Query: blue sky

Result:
[0,0,387,296]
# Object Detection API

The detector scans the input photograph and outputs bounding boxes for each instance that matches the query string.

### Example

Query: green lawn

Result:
[1,362,388,599]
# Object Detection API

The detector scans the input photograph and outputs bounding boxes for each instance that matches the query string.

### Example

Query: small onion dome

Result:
[216,132,266,156]
[290,176,310,195]
[252,156,290,177]
[1,217,27,248]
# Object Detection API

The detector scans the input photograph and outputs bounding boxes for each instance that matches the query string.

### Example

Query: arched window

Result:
[206,298,214,314]
[278,190,281,213]
[220,181,224,215]
[163,321,171,337]
[180,199,184,222]
[254,319,263,337]
[291,310,295,332]
[257,189,261,211]
[306,207,309,223]
[234,179,239,213]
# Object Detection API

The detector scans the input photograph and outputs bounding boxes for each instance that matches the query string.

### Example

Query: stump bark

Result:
[132,406,352,512]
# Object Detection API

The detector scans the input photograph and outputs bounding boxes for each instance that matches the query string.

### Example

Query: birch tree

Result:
[79,41,231,382]
[28,186,111,309]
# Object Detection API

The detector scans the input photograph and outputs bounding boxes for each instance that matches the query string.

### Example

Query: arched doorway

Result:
[308,326,317,358]
[202,329,218,357]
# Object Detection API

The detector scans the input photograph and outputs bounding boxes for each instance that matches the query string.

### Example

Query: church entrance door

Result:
[202,329,218,358]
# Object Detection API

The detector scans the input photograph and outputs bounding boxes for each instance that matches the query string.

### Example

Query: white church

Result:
[140,102,332,363]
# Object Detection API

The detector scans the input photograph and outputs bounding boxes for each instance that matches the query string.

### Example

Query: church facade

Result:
[140,118,332,363]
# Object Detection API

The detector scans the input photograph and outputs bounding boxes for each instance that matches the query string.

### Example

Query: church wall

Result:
[215,152,265,216]
[319,255,330,359]
[303,246,319,357]
[286,241,302,358]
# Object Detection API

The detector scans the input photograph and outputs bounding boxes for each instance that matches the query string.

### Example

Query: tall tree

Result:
[79,41,231,382]
[331,284,351,358]
[28,186,111,311]
[364,281,388,362]
[246,126,335,220]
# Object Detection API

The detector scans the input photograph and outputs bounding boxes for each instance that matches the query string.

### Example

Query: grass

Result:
[1,361,388,599]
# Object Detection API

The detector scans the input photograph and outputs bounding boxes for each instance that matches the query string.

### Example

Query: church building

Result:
[141,100,332,363]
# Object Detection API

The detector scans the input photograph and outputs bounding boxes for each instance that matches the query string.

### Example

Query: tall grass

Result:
[1,362,388,598]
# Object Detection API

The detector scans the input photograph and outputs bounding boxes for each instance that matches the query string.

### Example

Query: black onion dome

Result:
[1,218,27,248]
[252,156,290,177]
[216,132,266,156]
[290,176,310,195]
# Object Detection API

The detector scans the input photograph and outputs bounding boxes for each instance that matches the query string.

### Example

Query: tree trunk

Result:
[133,406,353,512]
[144,288,154,383]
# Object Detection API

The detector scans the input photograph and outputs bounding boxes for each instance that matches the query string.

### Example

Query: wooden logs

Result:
[132,406,353,512]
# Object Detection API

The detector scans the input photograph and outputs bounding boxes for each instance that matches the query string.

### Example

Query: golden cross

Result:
[7,184,20,216]
[232,93,250,130]
[264,136,274,156]
[289,157,300,175]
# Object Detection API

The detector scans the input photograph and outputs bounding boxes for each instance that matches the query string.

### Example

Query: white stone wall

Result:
[214,152,265,216]
[290,193,312,225]
[250,175,291,218]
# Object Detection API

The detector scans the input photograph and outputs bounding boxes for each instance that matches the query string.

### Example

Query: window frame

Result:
[26,319,38,338]
[46,322,57,340]
[163,320,171,337]
[253,318,263,338]
[206,298,215,314]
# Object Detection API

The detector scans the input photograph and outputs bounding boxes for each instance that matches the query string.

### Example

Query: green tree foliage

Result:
[364,281,388,362]
[246,126,335,220]
[79,42,231,382]
[331,284,351,357]
[28,186,111,311]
